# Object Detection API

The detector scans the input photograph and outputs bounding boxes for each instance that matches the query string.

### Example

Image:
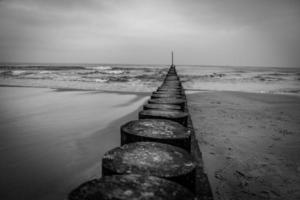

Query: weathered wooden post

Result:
[69,174,195,200]
[148,98,186,110]
[143,103,182,111]
[68,55,213,200]
[121,119,191,152]
[172,51,174,67]
[139,109,189,126]
[102,142,196,192]
[150,93,184,99]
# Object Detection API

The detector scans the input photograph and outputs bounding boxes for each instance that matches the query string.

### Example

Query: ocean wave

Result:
[1,64,299,95]
[252,75,284,82]
[104,70,126,75]
[38,71,53,74]
[12,70,28,75]
[107,76,130,82]
[180,71,299,83]
[0,70,34,76]
[84,66,128,75]
[94,79,107,83]
[86,66,112,71]
[273,88,300,95]
[0,65,86,70]
[134,74,165,82]
[180,73,227,81]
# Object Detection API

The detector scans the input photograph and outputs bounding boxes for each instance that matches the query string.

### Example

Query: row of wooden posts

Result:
[68,65,213,200]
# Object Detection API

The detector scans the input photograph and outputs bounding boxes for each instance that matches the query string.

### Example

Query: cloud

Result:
[0,0,299,67]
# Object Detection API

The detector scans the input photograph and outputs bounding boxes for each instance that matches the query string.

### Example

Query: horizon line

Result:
[0,61,294,68]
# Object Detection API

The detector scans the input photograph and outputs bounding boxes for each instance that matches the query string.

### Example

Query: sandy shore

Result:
[187,91,300,200]
[0,87,148,200]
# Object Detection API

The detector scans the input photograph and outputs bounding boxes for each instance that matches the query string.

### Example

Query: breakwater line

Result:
[68,64,213,200]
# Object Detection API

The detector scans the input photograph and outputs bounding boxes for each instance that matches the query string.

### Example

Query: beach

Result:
[0,64,299,200]
[0,86,148,200]
[1,0,300,199]
[187,91,300,200]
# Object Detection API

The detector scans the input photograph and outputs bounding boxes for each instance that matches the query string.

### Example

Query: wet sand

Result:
[0,87,148,200]
[188,91,300,200]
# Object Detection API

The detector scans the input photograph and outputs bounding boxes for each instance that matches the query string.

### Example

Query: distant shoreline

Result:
[1,84,299,97]
[0,84,150,96]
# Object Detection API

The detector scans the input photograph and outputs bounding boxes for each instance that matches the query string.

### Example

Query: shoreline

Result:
[0,86,148,200]
[57,96,147,200]
[188,91,300,200]
[0,84,151,96]
[184,89,300,97]
[1,84,299,97]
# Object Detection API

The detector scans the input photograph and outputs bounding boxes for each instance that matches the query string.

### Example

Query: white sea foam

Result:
[12,70,27,75]
[104,70,124,74]
[89,66,112,71]
[39,71,52,74]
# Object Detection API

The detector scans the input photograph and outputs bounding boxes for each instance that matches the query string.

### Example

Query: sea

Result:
[0,63,300,95]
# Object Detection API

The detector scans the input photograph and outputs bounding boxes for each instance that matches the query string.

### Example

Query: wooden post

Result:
[102,142,196,192]
[68,174,195,200]
[69,56,213,200]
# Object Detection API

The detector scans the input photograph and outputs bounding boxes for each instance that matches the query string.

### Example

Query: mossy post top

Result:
[143,103,182,111]
[102,142,196,178]
[121,119,190,139]
[68,174,195,200]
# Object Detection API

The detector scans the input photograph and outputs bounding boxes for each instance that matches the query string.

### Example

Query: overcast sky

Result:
[0,0,299,67]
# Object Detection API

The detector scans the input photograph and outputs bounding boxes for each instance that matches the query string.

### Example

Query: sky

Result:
[0,0,299,67]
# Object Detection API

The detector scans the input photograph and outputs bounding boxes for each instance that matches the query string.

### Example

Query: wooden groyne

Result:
[68,64,213,200]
